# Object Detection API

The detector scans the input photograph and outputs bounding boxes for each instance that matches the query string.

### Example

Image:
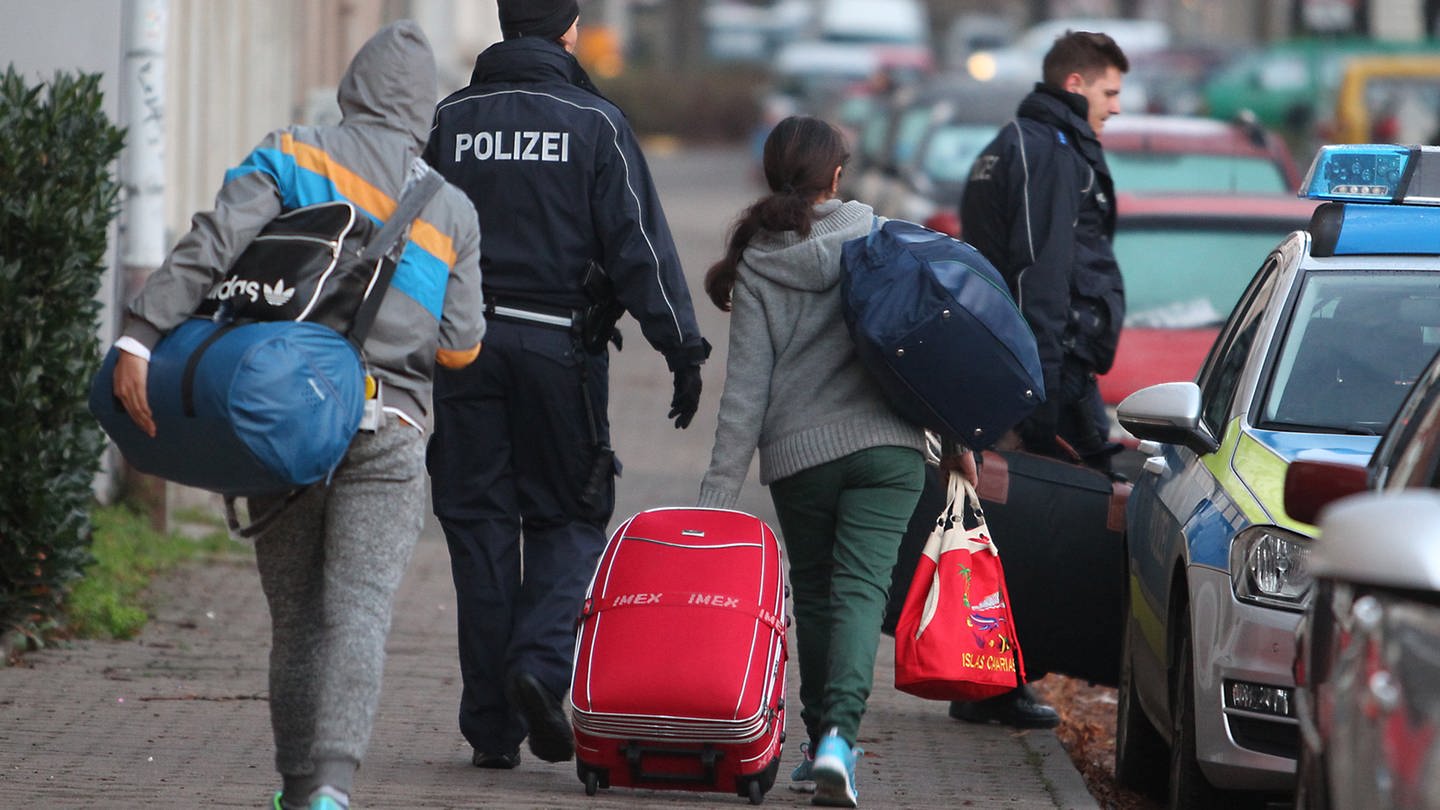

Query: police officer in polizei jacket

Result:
[960,30,1127,475]
[951,30,1129,730]
[422,0,711,771]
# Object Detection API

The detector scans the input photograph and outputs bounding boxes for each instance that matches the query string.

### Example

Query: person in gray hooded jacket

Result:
[110,21,484,810]
[698,116,946,809]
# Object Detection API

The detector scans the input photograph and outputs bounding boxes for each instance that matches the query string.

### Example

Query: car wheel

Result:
[1114,566,1167,798]
[1168,610,1223,810]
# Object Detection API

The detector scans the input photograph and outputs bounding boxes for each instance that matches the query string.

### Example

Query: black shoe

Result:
[471,748,520,769]
[508,672,574,763]
[948,685,1060,729]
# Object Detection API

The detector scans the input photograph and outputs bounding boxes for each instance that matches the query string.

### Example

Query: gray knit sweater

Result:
[697,199,925,509]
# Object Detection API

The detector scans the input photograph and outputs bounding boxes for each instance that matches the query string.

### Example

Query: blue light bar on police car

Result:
[1301,144,1440,205]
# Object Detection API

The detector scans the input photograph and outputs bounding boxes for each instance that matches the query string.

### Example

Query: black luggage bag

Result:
[885,450,1129,687]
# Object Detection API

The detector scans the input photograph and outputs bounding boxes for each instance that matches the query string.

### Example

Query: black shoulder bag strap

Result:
[226,165,449,539]
[348,166,448,346]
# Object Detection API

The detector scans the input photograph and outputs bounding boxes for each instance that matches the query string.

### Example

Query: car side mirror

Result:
[1313,491,1440,590]
[1283,458,1369,526]
[1117,382,1219,456]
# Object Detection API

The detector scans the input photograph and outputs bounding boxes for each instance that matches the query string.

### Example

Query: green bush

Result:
[0,66,125,642]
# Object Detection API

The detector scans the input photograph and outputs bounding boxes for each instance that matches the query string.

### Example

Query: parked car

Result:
[942,12,1016,72]
[1284,345,1440,810]
[863,76,1028,227]
[1203,37,1440,133]
[1324,53,1440,145]
[703,0,810,64]
[817,0,928,47]
[1101,114,1302,195]
[1125,43,1245,116]
[1100,192,1318,415]
[1113,144,1440,808]
[965,16,1171,84]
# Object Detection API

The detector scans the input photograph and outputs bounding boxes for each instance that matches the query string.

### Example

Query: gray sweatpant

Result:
[252,416,424,796]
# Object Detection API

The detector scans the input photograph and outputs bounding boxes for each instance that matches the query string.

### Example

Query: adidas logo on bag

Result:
[263,279,296,307]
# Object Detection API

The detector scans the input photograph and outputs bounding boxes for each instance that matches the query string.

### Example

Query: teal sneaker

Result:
[811,728,860,808]
[307,785,349,810]
[789,740,816,793]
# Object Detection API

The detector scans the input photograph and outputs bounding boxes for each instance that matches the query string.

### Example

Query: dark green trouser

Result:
[769,446,924,749]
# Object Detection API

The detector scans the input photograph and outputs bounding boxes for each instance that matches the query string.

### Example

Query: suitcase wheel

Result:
[746,779,763,805]
[577,760,607,796]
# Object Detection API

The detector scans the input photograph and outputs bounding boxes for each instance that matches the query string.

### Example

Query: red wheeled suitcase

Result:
[570,507,788,805]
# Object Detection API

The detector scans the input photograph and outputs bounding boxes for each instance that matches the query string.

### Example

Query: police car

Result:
[1111,144,1440,808]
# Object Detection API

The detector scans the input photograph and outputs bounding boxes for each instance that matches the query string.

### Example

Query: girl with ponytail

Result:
[696,116,927,807]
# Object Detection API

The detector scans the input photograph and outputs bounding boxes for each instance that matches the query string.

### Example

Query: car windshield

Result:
[1361,77,1440,143]
[891,106,938,166]
[1107,152,1291,194]
[860,112,891,163]
[835,95,879,128]
[1264,271,1440,434]
[1113,223,1293,328]
[921,125,995,183]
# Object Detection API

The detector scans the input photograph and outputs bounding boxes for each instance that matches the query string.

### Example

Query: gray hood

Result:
[741,199,874,293]
[337,20,436,151]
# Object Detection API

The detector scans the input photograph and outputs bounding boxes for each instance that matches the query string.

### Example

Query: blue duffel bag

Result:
[89,318,365,496]
[842,218,1045,448]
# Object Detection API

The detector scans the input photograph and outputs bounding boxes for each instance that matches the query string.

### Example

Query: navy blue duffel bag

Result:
[842,218,1045,448]
[89,318,365,497]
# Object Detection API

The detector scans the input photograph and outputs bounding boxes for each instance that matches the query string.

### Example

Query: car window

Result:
[1361,77,1440,143]
[1389,386,1440,489]
[1262,272,1440,435]
[891,106,938,167]
[1106,153,1290,194]
[836,96,878,129]
[1114,224,1298,327]
[1199,256,1280,433]
[860,113,890,162]
[1373,352,1440,491]
[1259,54,1308,90]
[920,125,995,183]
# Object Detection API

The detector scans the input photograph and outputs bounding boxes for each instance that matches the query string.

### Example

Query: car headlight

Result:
[1229,526,1313,610]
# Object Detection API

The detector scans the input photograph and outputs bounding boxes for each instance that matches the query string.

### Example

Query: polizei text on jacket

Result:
[451,131,571,163]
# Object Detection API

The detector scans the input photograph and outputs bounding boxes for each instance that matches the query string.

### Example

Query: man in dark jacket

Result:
[423,0,710,770]
[951,30,1129,729]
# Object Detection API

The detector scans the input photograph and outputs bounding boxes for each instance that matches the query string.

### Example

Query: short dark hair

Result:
[1042,31,1128,87]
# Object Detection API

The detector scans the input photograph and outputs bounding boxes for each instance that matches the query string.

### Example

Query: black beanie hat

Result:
[499,0,581,42]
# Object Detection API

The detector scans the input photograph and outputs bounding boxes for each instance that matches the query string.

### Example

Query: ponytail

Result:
[703,116,849,311]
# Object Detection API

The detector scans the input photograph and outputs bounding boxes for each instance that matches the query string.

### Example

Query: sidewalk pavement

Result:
[0,528,1099,810]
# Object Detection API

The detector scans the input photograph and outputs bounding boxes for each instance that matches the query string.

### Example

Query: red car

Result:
[1101,114,1304,195]
[1099,192,1319,410]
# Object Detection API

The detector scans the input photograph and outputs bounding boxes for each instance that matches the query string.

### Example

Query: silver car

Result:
[1115,144,1440,809]
[1286,344,1440,810]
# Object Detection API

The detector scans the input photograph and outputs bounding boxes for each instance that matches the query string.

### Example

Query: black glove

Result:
[1016,397,1060,457]
[668,365,702,429]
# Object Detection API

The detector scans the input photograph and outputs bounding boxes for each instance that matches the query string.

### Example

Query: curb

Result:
[1022,731,1102,810]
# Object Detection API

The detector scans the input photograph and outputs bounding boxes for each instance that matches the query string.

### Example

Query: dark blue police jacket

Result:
[424,37,707,370]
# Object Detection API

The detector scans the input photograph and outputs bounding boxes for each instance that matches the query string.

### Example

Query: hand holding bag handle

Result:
[895,475,1028,700]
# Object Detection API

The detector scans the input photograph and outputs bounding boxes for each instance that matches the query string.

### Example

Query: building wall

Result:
[164,0,501,239]
[0,0,124,111]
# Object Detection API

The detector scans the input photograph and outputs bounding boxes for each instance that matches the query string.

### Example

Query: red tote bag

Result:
[894,476,1027,701]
